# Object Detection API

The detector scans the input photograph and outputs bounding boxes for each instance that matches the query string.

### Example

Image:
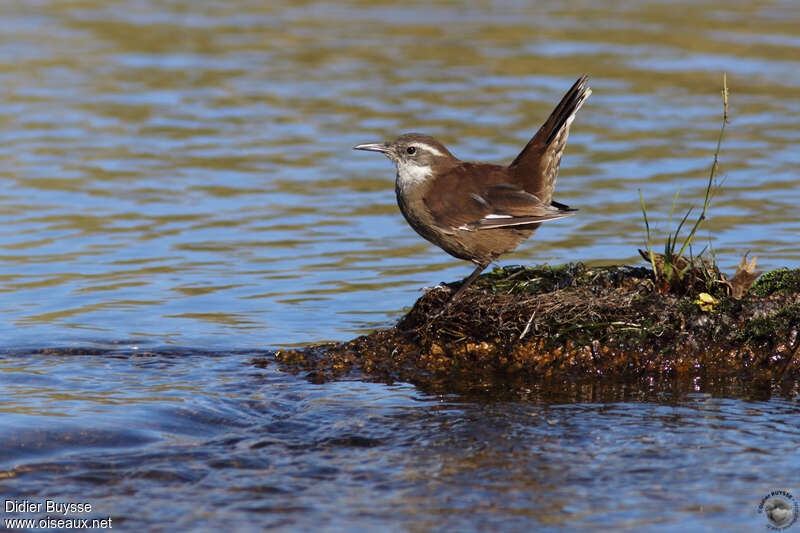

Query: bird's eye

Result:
[406,146,416,155]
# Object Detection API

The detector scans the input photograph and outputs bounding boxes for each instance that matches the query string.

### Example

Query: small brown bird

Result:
[354,75,591,304]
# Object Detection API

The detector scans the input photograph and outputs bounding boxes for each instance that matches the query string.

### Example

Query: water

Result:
[1,0,799,530]
[2,352,799,531]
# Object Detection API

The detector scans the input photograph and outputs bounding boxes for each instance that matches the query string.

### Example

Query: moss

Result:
[474,263,587,295]
[751,268,800,297]
[272,264,800,396]
[676,296,700,316]
[738,303,800,350]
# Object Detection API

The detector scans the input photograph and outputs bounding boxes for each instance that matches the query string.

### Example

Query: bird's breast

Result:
[394,171,443,242]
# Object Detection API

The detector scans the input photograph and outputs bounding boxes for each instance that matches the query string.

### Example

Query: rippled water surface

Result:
[1,0,799,531]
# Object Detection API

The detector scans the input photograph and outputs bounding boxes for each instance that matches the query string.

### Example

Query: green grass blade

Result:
[667,185,681,235]
[676,73,728,261]
[638,190,658,281]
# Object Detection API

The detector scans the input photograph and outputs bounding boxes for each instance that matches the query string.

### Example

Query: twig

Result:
[519,310,537,340]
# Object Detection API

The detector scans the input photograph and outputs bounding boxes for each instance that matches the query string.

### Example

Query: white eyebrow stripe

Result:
[414,143,445,157]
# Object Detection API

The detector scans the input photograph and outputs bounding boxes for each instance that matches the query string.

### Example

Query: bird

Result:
[354,75,591,305]
[765,498,794,526]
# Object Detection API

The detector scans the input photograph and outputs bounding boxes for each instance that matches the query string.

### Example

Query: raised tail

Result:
[509,75,591,203]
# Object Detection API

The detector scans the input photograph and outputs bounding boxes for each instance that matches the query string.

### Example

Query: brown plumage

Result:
[355,75,591,305]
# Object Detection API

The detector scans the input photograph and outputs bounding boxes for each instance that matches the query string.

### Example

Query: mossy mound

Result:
[264,264,800,396]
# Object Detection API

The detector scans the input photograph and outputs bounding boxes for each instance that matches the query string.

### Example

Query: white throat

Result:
[395,160,432,196]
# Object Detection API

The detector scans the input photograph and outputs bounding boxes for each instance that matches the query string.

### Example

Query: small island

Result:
[265,262,800,396]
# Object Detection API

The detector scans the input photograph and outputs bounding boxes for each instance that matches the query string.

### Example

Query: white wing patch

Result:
[455,215,513,231]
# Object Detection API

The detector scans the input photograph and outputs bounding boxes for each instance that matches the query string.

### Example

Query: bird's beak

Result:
[353,142,390,153]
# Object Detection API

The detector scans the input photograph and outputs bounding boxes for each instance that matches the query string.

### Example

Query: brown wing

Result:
[422,163,576,232]
[508,75,591,203]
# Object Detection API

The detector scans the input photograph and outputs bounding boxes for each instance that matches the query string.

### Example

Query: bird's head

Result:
[354,133,455,185]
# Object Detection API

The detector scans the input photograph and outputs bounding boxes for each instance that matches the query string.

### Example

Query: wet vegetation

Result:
[265,262,800,396]
[639,74,728,295]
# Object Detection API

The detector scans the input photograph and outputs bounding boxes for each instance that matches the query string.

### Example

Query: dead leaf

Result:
[720,253,762,299]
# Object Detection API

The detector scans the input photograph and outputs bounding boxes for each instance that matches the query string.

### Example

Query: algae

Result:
[265,264,800,396]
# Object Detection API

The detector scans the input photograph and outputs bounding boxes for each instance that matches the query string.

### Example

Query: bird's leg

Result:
[414,261,490,333]
[445,261,489,307]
